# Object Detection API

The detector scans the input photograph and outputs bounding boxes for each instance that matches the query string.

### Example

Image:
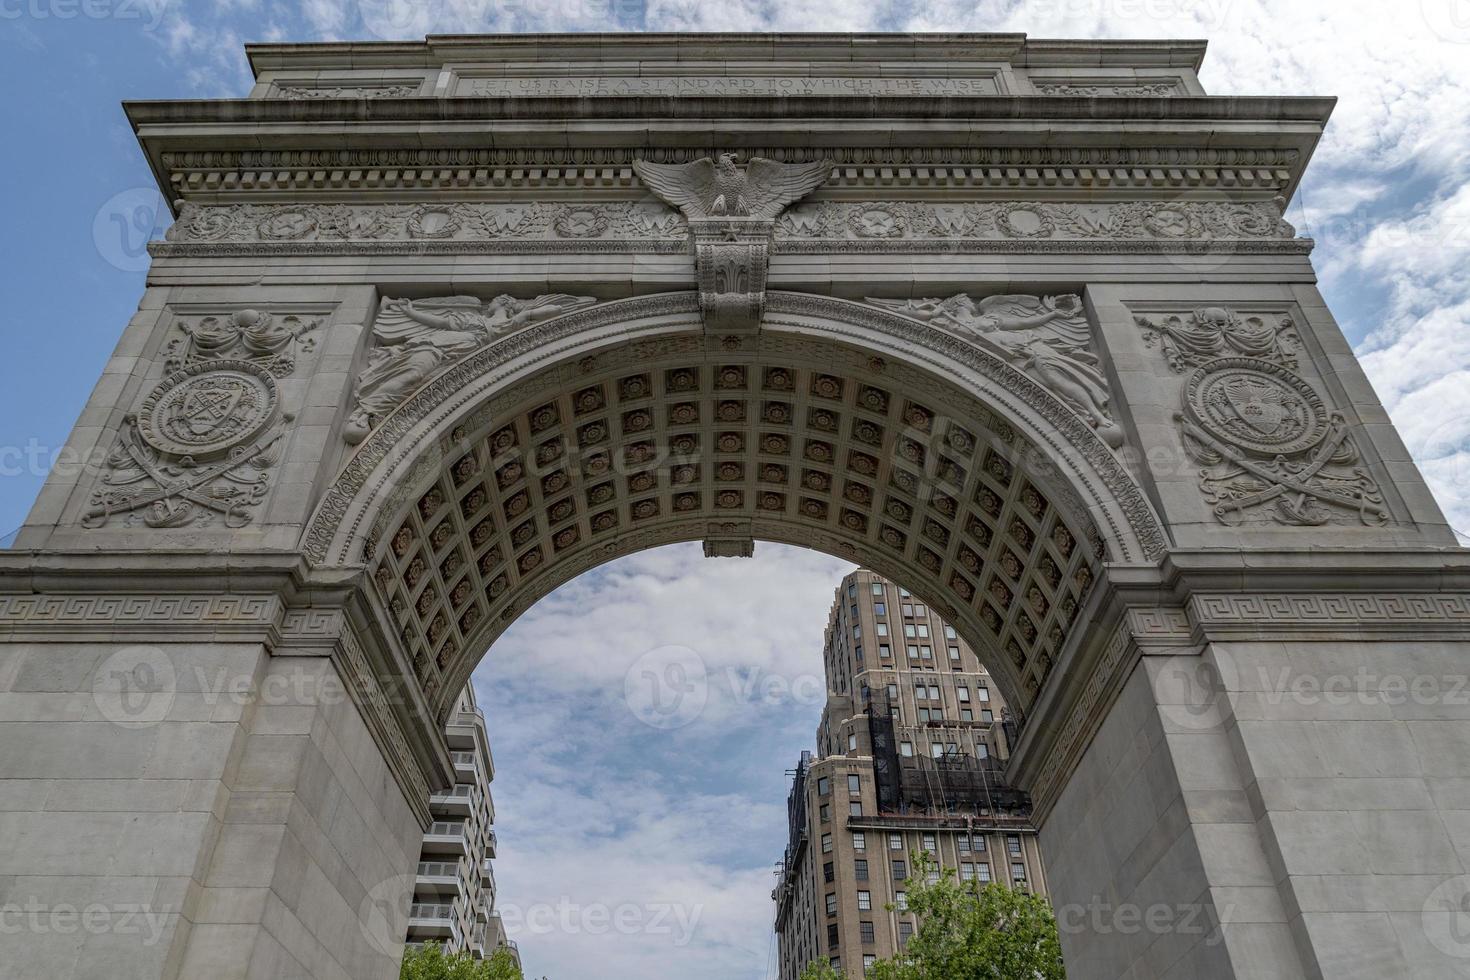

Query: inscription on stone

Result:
[456,76,1000,97]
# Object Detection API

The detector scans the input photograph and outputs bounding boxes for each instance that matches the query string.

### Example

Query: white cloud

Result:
[473,543,851,979]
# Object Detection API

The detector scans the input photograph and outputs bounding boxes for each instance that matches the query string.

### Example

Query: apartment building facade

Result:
[774,570,1047,979]
[407,684,521,968]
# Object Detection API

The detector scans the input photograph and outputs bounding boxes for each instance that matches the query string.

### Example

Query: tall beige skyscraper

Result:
[774,570,1047,979]
[406,684,520,968]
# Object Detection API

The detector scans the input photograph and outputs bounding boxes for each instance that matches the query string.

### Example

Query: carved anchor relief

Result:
[633,154,832,333]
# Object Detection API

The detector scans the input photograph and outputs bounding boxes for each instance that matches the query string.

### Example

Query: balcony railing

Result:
[417,861,461,879]
[410,903,454,920]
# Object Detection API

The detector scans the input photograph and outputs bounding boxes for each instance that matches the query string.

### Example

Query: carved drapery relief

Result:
[1134,306,1300,370]
[632,154,833,332]
[867,294,1124,449]
[84,309,320,529]
[1134,307,1388,527]
[344,294,597,444]
[270,82,421,100]
[1034,82,1182,97]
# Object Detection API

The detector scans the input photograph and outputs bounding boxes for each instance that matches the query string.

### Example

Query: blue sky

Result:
[2,2,1470,978]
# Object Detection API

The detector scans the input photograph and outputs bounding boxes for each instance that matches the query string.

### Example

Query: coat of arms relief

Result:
[83,309,320,529]
[1135,307,1388,527]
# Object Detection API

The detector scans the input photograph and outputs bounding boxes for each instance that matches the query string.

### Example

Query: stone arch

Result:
[303,291,1167,726]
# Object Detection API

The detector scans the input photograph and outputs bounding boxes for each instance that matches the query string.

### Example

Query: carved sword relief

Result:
[866,294,1125,449]
[344,294,598,444]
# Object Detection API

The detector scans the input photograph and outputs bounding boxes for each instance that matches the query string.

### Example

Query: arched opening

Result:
[305,291,1166,747]
[468,543,1044,978]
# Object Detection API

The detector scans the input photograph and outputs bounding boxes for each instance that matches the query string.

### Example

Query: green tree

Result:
[798,961,846,980]
[400,943,528,980]
[867,855,1065,980]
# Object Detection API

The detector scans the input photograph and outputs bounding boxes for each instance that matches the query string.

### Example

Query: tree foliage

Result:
[799,855,1065,979]
[400,943,527,980]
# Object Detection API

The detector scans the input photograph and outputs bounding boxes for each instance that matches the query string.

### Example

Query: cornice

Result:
[243,33,1205,75]
[124,93,1335,127]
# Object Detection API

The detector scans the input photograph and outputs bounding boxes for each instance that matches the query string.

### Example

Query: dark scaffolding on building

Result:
[865,691,1031,816]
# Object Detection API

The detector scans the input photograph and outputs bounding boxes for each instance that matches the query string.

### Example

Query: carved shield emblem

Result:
[1184,358,1329,456]
[136,360,280,459]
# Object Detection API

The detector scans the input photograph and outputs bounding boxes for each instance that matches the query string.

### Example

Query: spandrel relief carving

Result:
[344,294,597,444]
[867,294,1124,448]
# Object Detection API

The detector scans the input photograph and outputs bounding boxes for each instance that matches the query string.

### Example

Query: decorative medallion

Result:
[1171,356,1387,527]
[1183,358,1328,457]
[136,360,280,459]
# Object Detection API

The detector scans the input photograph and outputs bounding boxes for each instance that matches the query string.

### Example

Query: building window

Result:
[818,777,830,796]
[854,859,869,881]
[1008,835,1022,855]
[828,922,839,948]
[977,686,990,702]
[822,834,832,853]
[1012,862,1027,883]
[930,741,945,758]
[848,774,861,794]
[820,803,830,823]
[978,743,989,759]
[974,836,986,853]
[864,954,877,968]
[957,686,970,702]
[860,921,875,944]
[961,708,973,722]
[928,684,940,700]
[877,623,889,637]
[873,602,886,616]
[889,834,903,851]
[824,861,834,883]
[871,583,884,596]
[879,644,891,658]
[962,862,976,881]
[899,741,914,757]
[949,646,961,663]
[852,625,861,639]
[904,624,917,638]
[848,733,858,751]
[895,892,908,913]
[892,859,907,879]
[850,801,862,817]
[915,686,927,702]
[921,646,933,660]
[907,646,919,659]
[902,603,914,616]
[922,834,936,854]
[857,891,872,911]
[958,835,971,855]
[978,863,991,882]
[852,832,866,851]
[917,624,930,638]
[983,709,994,722]
[826,893,837,916]
[944,625,957,639]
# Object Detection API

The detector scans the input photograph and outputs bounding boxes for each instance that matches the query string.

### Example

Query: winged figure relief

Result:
[632,154,833,219]
[867,293,1125,448]
[344,293,596,443]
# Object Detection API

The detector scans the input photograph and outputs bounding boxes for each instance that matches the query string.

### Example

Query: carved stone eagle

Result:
[633,153,833,219]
